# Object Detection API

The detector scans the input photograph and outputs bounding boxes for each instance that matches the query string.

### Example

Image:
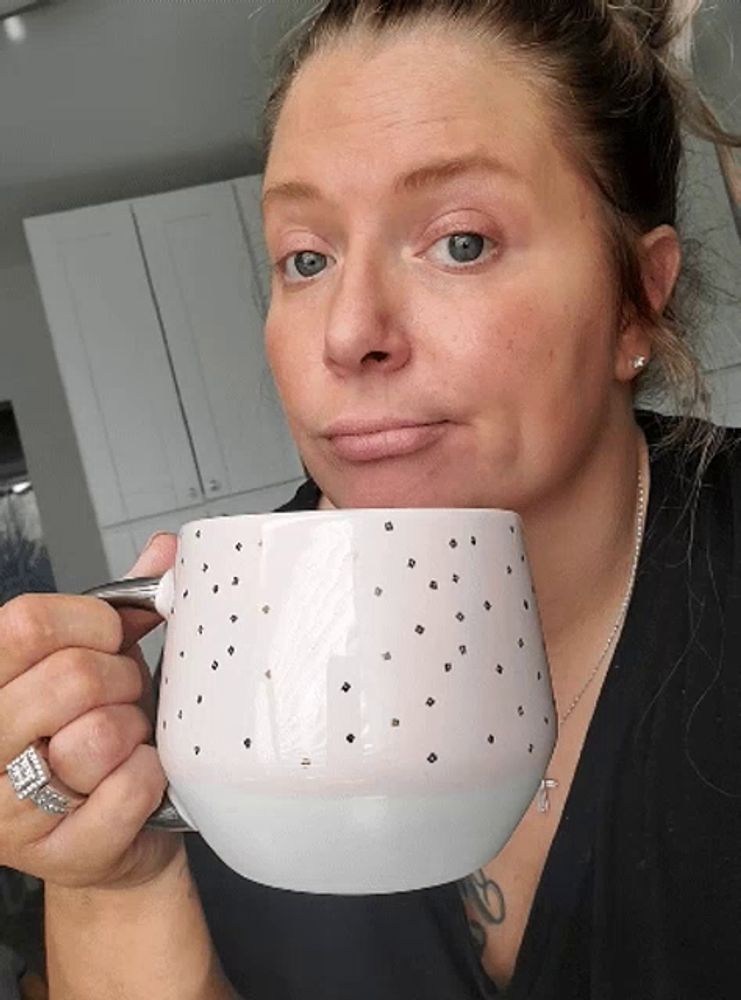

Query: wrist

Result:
[45,841,234,1000]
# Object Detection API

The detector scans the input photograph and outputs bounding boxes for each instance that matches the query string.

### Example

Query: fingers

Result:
[0,532,177,689]
[48,703,153,795]
[0,594,123,688]
[0,649,144,768]
[30,744,171,889]
[1,743,175,889]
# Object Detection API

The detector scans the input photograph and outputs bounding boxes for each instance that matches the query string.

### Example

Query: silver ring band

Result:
[5,741,86,816]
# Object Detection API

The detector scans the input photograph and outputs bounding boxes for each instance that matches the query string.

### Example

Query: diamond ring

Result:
[5,742,86,816]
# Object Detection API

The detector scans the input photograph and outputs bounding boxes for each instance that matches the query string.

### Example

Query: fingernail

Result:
[125,532,169,578]
[143,531,168,552]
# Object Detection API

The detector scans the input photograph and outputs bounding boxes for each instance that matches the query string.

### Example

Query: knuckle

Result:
[85,710,128,763]
[57,649,104,707]
[1,594,54,653]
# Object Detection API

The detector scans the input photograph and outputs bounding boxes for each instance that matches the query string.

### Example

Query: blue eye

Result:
[448,233,485,263]
[284,251,328,281]
[429,232,493,267]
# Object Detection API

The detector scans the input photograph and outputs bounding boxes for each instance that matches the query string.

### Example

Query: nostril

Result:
[364,351,390,364]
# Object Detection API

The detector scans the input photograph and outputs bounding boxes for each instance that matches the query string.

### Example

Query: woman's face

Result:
[262,27,648,511]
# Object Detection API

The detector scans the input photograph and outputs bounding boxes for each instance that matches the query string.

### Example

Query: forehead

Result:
[266,26,565,199]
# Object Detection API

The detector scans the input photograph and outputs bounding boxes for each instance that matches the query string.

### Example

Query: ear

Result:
[614,224,682,383]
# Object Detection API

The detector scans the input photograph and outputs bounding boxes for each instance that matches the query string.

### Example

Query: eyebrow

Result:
[262,154,525,210]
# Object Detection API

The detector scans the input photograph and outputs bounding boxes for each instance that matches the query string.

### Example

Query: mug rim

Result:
[180,506,521,532]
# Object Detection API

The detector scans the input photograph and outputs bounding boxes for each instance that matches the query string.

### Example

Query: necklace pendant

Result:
[537,778,559,814]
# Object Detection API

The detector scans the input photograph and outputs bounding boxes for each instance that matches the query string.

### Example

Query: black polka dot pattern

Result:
[161,514,547,773]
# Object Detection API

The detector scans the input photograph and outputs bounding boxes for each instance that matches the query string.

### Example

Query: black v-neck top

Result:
[185,410,741,1000]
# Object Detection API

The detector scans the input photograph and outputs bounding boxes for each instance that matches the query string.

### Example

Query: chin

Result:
[311,465,487,511]
[302,428,501,510]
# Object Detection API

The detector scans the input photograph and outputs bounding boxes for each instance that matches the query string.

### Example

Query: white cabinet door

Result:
[24,204,203,527]
[131,182,303,503]
[232,174,271,313]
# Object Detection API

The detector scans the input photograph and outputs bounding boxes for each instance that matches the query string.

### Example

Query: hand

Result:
[0,533,181,890]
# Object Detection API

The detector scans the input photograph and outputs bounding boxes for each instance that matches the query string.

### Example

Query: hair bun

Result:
[607,0,703,66]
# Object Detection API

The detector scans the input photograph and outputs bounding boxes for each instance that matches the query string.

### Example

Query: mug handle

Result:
[83,573,195,833]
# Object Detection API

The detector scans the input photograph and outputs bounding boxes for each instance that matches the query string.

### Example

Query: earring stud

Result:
[632,355,648,371]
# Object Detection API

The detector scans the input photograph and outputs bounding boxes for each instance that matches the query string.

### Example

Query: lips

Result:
[324,419,449,462]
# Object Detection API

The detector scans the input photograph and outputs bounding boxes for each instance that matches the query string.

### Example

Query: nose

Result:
[322,250,411,378]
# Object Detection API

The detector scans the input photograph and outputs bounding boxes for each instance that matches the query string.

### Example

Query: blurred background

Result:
[0,0,738,993]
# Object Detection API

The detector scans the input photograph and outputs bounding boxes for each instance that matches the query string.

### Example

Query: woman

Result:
[1,1,739,997]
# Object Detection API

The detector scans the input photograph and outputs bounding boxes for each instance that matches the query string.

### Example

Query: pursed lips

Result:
[323,419,450,462]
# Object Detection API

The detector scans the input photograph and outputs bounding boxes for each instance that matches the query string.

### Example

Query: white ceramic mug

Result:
[86,508,556,894]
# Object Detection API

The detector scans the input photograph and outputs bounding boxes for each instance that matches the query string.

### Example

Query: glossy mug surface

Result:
[148,507,556,894]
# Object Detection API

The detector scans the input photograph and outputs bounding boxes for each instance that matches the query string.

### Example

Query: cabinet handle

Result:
[209,479,222,493]
[188,487,199,500]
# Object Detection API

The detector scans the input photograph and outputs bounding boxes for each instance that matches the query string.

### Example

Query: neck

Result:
[520,416,647,693]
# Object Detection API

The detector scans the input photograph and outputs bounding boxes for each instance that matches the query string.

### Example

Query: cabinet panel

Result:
[207,478,306,518]
[232,174,271,313]
[100,525,139,582]
[24,204,203,527]
[132,182,303,502]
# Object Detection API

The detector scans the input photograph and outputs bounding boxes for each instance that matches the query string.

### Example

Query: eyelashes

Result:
[276,231,499,286]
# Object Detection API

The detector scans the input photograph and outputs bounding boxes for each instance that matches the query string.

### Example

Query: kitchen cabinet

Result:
[131,181,302,502]
[24,175,305,587]
[24,202,203,526]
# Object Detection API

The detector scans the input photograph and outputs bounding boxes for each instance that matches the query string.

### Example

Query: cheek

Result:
[418,285,568,393]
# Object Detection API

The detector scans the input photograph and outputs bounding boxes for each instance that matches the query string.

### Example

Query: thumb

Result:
[125,531,178,581]
[118,531,179,650]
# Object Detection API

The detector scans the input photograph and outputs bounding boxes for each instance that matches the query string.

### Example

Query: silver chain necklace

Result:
[536,461,647,814]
